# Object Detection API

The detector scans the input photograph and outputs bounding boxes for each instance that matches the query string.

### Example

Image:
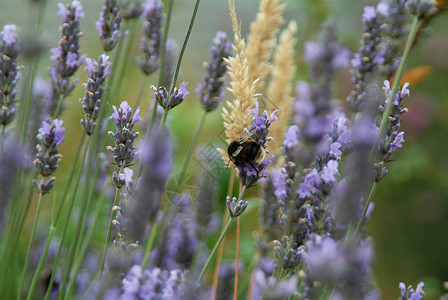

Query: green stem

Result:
[197,216,235,282]
[141,222,159,270]
[356,18,421,239]
[161,109,168,125]
[18,0,47,146]
[52,95,65,119]
[197,185,246,282]
[17,192,44,300]
[354,182,377,237]
[46,140,88,300]
[109,19,137,107]
[373,17,421,157]
[176,110,207,192]
[58,137,92,300]
[98,183,123,277]
[168,0,201,95]
[55,133,86,224]
[134,75,148,109]
[64,181,109,299]
[26,224,55,300]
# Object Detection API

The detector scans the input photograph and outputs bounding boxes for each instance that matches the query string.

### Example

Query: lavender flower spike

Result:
[407,0,438,19]
[347,5,386,111]
[137,0,164,75]
[81,54,112,135]
[0,24,21,127]
[32,119,66,194]
[154,81,189,111]
[120,125,172,241]
[50,0,86,97]
[196,31,233,112]
[96,0,124,52]
[107,101,142,168]
[226,196,249,218]
[399,282,425,300]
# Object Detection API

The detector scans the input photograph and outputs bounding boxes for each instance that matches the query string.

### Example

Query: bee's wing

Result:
[239,127,257,143]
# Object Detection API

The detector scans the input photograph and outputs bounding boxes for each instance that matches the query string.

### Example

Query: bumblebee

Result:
[227,138,265,168]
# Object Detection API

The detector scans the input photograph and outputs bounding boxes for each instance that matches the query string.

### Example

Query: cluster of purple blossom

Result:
[0,0,441,299]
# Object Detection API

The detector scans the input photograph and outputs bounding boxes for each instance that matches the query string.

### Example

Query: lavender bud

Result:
[196,31,233,112]
[80,54,112,135]
[398,281,425,300]
[0,24,21,127]
[33,118,66,194]
[154,81,189,111]
[347,6,386,111]
[375,80,410,181]
[107,101,142,167]
[50,0,86,96]
[407,0,438,19]
[137,0,164,75]
[226,196,248,218]
[378,0,409,78]
[118,0,143,20]
[96,0,124,52]
[169,81,189,108]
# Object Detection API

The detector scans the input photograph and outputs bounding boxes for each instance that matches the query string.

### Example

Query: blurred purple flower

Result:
[96,0,124,51]
[0,24,21,126]
[137,0,164,75]
[197,31,233,112]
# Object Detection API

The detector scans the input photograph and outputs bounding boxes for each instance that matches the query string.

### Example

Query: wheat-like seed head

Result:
[222,0,259,146]
[267,21,298,167]
[246,0,285,92]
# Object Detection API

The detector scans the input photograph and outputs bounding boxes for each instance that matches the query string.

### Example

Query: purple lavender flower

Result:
[32,119,66,194]
[260,172,282,243]
[50,0,86,97]
[96,0,124,52]
[378,0,409,78]
[196,31,233,112]
[374,80,410,181]
[303,235,375,299]
[107,101,142,168]
[154,81,189,111]
[137,0,164,75]
[216,260,244,300]
[399,282,425,300]
[194,149,220,239]
[303,21,350,115]
[347,5,386,111]
[320,159,339,184]
[407,0,438,19]
[80,54,112,135]
[121,265,183,299]
[226,196,249,218]
[0,24,21,127]
[119,125,171,241]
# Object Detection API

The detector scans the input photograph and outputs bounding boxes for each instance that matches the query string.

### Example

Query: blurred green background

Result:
[1,0,448,298]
